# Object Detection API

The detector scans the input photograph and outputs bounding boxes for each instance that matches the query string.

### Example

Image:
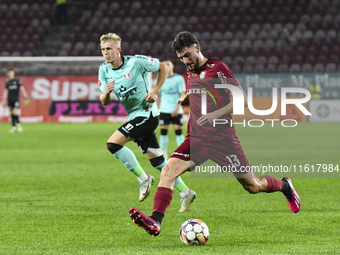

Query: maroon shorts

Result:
[170,135,251,173]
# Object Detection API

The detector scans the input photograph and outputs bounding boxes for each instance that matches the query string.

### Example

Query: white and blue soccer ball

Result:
[179,218,209,245]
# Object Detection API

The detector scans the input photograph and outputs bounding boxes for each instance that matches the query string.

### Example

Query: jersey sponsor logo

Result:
[171,151,190,158]
[187,88,206,94]
[124,73,130,80]
[149,58,155,65]
[217,71,228,84]
[118,86,138,100]
[8,85,18,90]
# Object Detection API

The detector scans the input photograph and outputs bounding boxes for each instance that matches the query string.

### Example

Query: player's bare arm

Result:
[178,92,189,107]
[144,62,169,103]
[20,86,30,105]
[171,92,185,117]
[100,80,115,105]
[1,88,8,106]
[155,94,161,109]
[197,86,248,126]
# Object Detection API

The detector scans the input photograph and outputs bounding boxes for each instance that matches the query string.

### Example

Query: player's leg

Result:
[233,171,270,193]
[146,149,196,212]
[9,104,19,133]
[211,138,300,213]
[174,126,184,146]
[227,143,300,213]
[13,104,23,132]
[159,113,170,159]
[9,109,16,133]
[132,116,168,179]
[142,131,196,212]
[107,120,153,202]
[234,172,301,213]
[159,125,169,158]
[173,114,184,146]
[151,157,193,221]
[165,115,191,211]
[129,157,194,236]
[129,135,208,236]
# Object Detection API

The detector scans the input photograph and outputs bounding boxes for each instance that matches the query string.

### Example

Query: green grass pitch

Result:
[0,122,339,254]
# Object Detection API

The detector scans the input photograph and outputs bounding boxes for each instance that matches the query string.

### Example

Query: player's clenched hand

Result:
[105,81,115,94]
[144,91,158,103]
[171,110,178,117]
[197,112,218,126]
[178,93,189,106]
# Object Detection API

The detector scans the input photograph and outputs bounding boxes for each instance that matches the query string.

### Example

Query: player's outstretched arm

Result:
[144,62,169,103]
[171,92,185,117]
[178,93,189,107]
[100,81,114,105]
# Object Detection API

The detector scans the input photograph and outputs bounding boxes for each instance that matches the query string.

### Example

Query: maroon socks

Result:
[262,176,283,193]
[151,187,173,224]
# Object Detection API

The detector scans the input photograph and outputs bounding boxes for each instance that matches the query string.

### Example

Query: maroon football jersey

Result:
[186,58,240,141]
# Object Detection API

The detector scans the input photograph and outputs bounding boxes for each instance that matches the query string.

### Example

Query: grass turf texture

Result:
[0,122,339,254]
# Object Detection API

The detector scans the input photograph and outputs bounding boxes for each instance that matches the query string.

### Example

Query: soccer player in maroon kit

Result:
[129,31,301,236]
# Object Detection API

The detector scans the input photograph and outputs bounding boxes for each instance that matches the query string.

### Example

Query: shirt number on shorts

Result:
[225,154,241,167]
[125,123,134,131]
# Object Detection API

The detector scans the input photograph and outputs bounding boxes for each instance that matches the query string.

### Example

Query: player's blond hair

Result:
[100,33,122,46]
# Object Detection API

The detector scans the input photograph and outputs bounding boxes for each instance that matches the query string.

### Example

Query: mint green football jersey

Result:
[159,73,186,114]
[98,55,160,120]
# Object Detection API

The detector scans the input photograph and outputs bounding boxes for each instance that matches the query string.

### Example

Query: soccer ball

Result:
[179,218,209,245]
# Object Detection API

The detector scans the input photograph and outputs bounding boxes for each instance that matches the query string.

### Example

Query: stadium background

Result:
[0,0,339,122]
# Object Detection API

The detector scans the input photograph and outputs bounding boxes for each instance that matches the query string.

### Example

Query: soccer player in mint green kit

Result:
[158,60,186,159]
[98,33,196,212]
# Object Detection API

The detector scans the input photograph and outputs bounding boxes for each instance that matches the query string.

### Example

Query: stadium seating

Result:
[0,0,55,57]
[0,0,339,74]
[85,0,340,73]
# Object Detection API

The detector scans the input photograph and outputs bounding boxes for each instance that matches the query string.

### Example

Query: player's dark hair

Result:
[6,68,14,72]
[172,31,200,54]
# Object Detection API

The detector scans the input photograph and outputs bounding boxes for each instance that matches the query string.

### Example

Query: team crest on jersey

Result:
[124,73,130,80]
[172,81,177,85]
[200,71,206,80]
[207,63,215,68]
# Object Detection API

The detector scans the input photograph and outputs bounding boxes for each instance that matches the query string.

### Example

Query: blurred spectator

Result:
[281,28,297,65]
[56,0,69,25]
